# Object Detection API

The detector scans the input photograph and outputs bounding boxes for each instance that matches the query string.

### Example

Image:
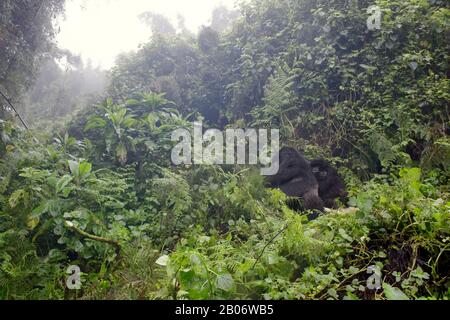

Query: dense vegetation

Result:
[0,0,449,300]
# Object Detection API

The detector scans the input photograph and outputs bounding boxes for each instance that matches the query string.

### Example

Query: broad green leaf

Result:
[216,274,234,292]
[115,108,127,124]
[399,167,421,183]
[409,61,418,71]
[383,283,409,300]
[56,175,73,194]
[27,216,40,230]
[327,288,338,299]
[9,189,26,208]
[343,292,360,300]
[190,254,202,266]
[68,160,79,176]
[125,99,140,106]
[338,228,353,242]
[122,117,136,128]
[31,202,48,218]
[84,116,107,131]
[78,161,92,178]
[179,268,195,284]
[62,187,73,198]
[156,255,170,267]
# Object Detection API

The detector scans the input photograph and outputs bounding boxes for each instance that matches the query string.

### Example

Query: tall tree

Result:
[0,0,65,118]
[210,5,240,33]
[139,12,176,36]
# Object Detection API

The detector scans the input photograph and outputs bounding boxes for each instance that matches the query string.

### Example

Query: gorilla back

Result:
[268,147,324,216]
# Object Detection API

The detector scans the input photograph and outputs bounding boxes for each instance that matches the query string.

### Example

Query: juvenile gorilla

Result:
[310,159,348,209]
[268,147,324,218]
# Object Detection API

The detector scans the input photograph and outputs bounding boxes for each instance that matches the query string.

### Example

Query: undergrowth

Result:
[0,117,448,300]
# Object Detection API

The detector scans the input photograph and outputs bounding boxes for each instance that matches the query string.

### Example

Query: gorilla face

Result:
[310,159,348,209]
[312,166,328,179]
[268,147,324,216]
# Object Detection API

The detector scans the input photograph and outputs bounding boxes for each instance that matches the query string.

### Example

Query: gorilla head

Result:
[310,159,348,209]
[268,147,324,218]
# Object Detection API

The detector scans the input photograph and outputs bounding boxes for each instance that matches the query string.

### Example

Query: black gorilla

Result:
[268,147,324,218]
[310,159,348,209]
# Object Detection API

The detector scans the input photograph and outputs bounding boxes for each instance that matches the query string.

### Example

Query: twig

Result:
[65,221,122,259]
[0,89,29,129]
[251,223,289,270]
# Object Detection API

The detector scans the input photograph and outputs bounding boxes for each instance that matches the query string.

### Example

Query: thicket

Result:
[0,0,449,300]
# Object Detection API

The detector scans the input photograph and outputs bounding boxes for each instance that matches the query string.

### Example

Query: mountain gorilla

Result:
[268,147,324,219]
[310,159,348,209]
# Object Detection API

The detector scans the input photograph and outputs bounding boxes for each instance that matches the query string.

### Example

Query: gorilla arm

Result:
[266,147,325,216]
[279,177,324,212]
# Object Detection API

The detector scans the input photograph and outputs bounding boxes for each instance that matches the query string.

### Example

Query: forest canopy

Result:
[0,0,449,301]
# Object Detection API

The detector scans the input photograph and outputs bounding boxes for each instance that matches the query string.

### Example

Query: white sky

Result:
[56,0,237,69]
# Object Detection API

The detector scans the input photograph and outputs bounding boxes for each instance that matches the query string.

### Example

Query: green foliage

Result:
[102,0,450,175]
[1,110,449,300]
[82,94,187,167]
[142,168,448,301]
[1,0,449,301]
[240,0,450,174]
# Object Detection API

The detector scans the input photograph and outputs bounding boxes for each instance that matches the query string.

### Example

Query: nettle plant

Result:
[149,168,449,300]
[6,160,125,261]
